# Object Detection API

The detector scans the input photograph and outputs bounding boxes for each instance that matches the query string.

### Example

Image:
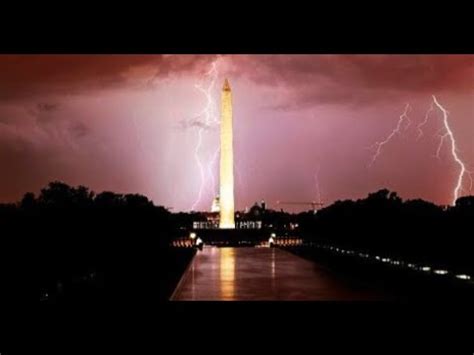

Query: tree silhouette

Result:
[1,182,470,305]
[296,189,474,274]
[7,181,194,305]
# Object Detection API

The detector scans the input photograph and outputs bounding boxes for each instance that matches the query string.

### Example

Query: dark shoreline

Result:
[284,244,474,302]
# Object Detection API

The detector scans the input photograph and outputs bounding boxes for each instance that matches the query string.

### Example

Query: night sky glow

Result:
[0,55,472,211]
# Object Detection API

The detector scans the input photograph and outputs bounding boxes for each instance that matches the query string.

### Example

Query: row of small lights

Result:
[185,232,470,283]
[311,243,471,282]
[269,233,303,246]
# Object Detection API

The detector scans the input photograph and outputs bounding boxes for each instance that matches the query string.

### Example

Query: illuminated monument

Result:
[192,79,262,231]
[219,79,235,228]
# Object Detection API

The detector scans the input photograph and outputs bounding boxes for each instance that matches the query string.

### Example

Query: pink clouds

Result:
[0,55,472,209]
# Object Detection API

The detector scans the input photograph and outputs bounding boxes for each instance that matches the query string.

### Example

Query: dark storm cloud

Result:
[0,55,219,101]
[37,102,59,112]
[231,55,474,92]
[227,55,474,108]
[0,114,13,124]
[68,121,90,139]
[26,102,61,124]
[2,54,470,107]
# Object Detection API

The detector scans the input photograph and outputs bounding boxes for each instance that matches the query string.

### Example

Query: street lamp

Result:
[269,233,276,247]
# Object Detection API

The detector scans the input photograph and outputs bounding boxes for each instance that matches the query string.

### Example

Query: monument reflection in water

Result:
[220,248,236,299]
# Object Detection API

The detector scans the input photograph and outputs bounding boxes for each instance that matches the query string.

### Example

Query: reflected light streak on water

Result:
[220,248,236,300]
[271,248,276,294]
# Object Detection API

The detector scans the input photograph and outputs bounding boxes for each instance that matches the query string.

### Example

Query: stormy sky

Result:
[0,55,472,211]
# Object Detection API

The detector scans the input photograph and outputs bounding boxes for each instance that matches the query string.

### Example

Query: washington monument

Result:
[219,78,235,228]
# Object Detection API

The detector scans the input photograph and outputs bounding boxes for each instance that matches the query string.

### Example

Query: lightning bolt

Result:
[416,101,434,140]
[435,128,449,160]
[190,61,220,211]
[369,103,412,167]
[314,166,322,203]
[421,95,473,205]
[207,146,220,198]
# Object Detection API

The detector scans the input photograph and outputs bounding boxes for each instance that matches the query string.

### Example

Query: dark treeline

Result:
[4,182,472,303]
[296,189,474,274]
[0,181,193,304]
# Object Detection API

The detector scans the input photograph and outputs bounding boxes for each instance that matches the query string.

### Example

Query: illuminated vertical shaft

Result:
[219,78,235,228]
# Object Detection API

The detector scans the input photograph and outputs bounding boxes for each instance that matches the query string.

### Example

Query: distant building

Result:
[236,220,262,229]
[193,212,219,229]
[211,196,220,212]
[249,202,265,217]
[192,206,264,230]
